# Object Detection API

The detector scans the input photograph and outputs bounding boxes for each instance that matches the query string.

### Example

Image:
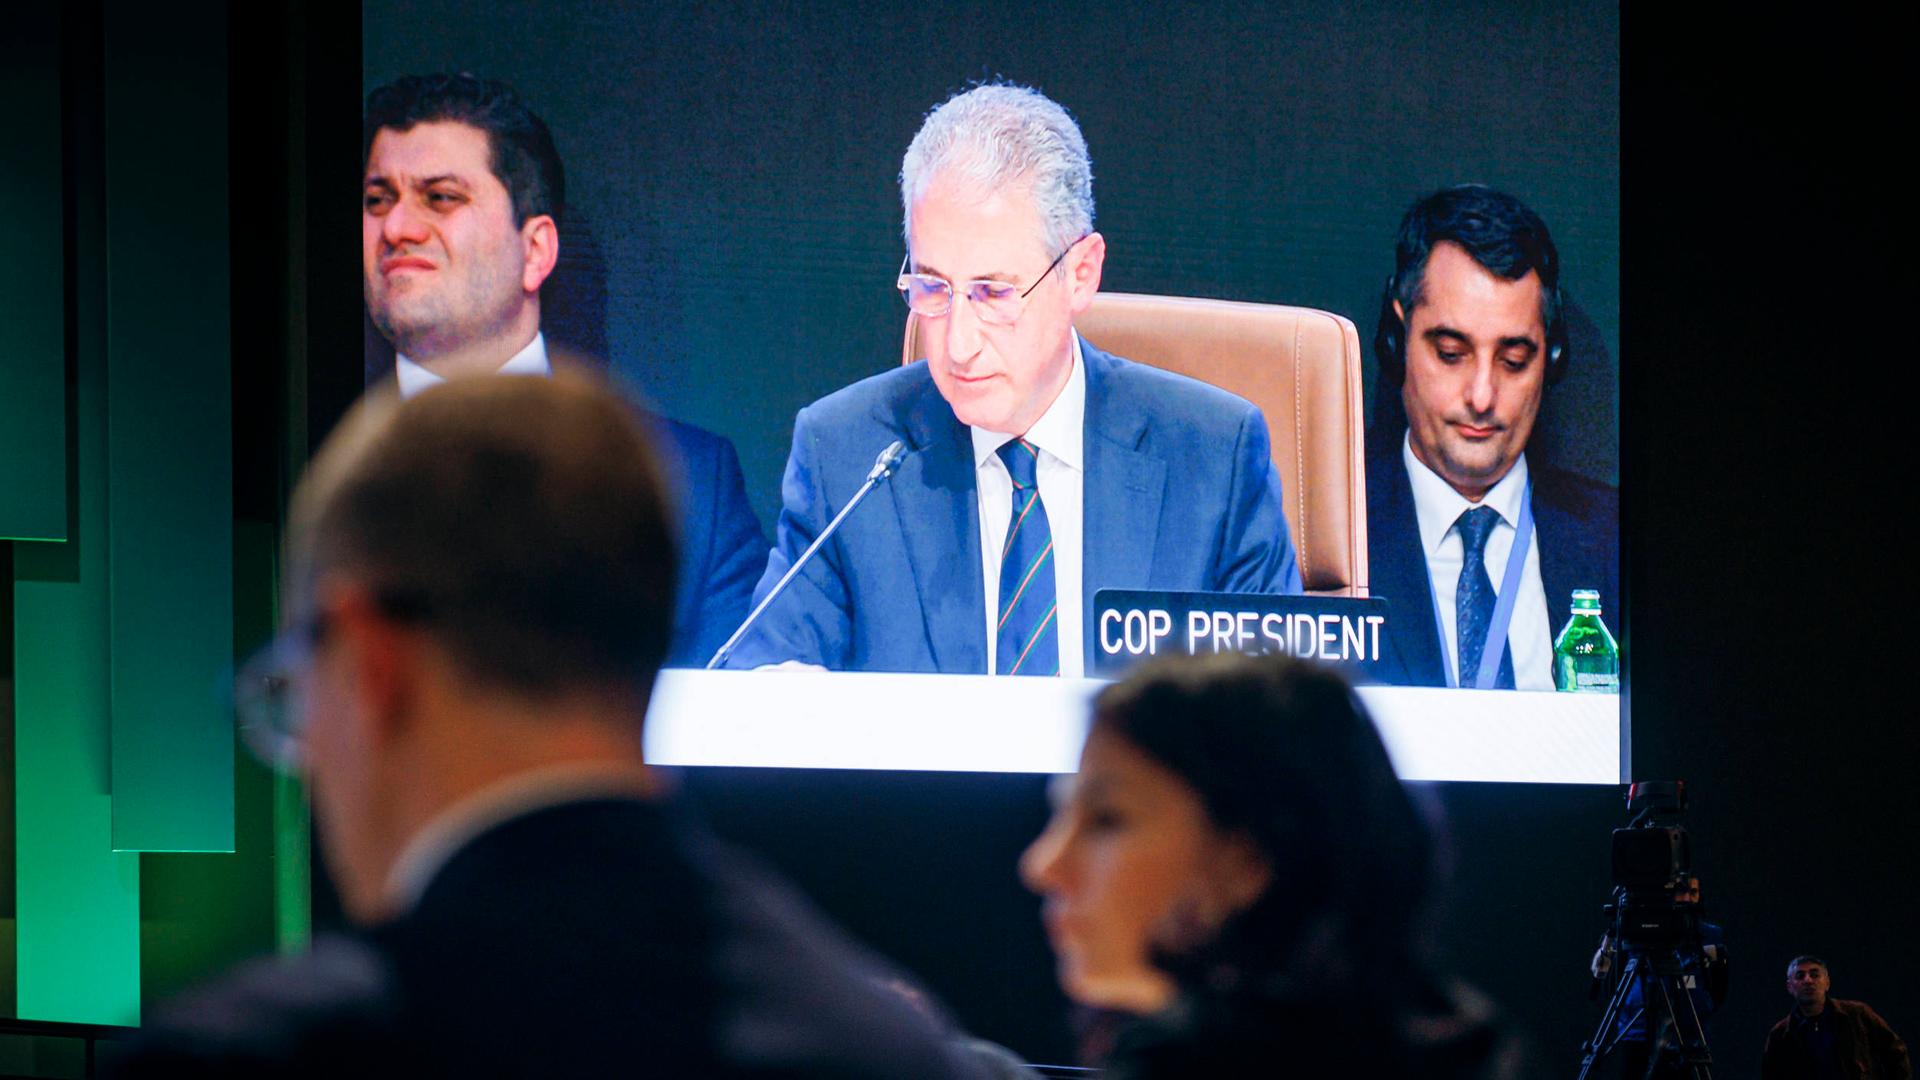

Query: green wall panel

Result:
[140,520,285,1002]
[0,8,68,543]
[102,4,234,854]
[14,556,141,1025]
[13,101,142,1015]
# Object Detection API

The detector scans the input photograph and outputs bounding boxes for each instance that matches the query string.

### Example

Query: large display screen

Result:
[361,3,1621,783]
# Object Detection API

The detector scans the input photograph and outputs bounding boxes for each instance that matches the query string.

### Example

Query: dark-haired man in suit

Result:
[1366,184,1618,690]
[360,73,765,667]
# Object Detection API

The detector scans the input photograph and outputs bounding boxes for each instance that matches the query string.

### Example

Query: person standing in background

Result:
[1763,956,1910,1080]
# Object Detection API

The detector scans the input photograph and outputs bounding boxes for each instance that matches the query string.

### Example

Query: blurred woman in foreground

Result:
[1020,653,1522,1077]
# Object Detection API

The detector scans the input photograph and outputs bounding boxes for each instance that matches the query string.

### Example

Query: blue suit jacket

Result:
[651,417,768,668]
[726,341,1302,672]
[1365,430,1619,687]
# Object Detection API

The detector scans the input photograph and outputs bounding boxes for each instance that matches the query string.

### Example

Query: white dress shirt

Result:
[395,332,551,399]
[972,333,1086,676]
[1402,432,1554,690]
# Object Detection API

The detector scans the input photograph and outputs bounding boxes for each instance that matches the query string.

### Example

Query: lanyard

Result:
[1429,481,1534,690]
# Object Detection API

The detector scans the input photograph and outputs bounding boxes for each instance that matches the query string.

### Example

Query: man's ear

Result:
[1392,298,1406,325]
[521,214,560,294]
[327,586,424,746]
[1068,232,1106,316]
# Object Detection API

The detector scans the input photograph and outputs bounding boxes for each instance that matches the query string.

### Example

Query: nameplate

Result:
[1092,589,1392,677]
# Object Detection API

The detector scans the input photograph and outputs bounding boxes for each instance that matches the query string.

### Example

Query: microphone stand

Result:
[705,440,908,670]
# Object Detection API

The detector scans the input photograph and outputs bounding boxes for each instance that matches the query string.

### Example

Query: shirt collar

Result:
[1792,1005,1831,1028]
[384,759,654,916]
[1402,430,1530,557]
[970,331,1087,471]
[395,331,551,399]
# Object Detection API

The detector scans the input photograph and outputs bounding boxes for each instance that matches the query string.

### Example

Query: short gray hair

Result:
[1787,955,1828,976]
[899,83,1094,258]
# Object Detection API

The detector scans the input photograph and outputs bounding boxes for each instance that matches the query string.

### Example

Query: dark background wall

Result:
[363,0,1621,536]
[1616,12,1919,1076]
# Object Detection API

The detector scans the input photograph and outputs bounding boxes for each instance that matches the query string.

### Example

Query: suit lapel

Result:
[1536,496,1574,647]
[891,375,987,673]
[1081,343,1165,658]
[1366,435,1448,686]
[1530,467,1617,645]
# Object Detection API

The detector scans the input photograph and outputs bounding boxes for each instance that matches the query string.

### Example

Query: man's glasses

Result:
[232,615,327,772]
[896,236,1085,326]
[230,587,430,771]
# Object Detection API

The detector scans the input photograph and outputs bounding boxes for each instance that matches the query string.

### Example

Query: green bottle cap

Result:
[1570,588,1602,614]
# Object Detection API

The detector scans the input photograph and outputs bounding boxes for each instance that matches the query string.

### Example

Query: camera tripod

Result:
[1578,946,1714,1080]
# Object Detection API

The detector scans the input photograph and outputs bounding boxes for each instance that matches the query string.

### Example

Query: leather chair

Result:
[905,293,1368,594]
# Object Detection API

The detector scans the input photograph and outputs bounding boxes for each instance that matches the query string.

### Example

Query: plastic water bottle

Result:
[1553,589,1619,693]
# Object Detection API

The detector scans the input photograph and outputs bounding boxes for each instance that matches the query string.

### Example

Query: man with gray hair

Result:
[728,83,1300,674]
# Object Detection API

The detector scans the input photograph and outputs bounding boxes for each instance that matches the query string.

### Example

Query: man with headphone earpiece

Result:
[1363,184,1618,691]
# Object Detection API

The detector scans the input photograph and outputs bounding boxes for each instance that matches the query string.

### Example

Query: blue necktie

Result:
[996,438,1058,676]
[1455,505,1516,689]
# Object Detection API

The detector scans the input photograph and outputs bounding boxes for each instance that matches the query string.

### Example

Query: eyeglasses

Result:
[231,587,430,771]
[232,613,328,772]
[896,236,1085,326]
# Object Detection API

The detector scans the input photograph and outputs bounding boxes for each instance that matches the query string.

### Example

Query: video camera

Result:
[1580,780,1722,1079]
[1603,780,1699,952]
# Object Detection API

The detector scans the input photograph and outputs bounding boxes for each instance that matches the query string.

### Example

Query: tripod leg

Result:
[1579,972,1639,1080]
[1670,977,1714,1080]
[1647,972,1714,1080]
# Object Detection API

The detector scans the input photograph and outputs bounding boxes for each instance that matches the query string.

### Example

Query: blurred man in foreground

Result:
[362,72,765,666]
[110,375,995,1078]
[1763,956,1910,1080]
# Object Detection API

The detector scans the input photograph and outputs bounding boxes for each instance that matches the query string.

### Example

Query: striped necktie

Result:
[1454,505,1516,689]
[995,438,1058,676]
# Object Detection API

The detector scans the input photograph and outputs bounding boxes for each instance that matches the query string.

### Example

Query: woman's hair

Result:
[1092,652,1436,1002]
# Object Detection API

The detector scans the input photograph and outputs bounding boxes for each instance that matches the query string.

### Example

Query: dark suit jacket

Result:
[725,340,1302,671]
[1365,429,1619,687]
[1105,976,1525,1080]
[650,416,768,667]
[1763,999,1913,1080]
[109,798,996,1078]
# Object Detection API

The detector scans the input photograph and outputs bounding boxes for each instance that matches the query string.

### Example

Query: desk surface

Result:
[645,670,1621,784]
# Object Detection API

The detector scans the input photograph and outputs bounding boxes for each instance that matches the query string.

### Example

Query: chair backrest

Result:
[905,292,1368,594]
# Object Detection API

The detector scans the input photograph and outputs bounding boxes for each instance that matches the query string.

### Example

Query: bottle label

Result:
[1573,672,1620,693]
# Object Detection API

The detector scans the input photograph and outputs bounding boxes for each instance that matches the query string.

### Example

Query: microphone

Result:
[865,439,908,481]
[705,440,908,670]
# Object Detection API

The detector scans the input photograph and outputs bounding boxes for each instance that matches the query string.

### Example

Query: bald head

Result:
[289,373,679,701]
